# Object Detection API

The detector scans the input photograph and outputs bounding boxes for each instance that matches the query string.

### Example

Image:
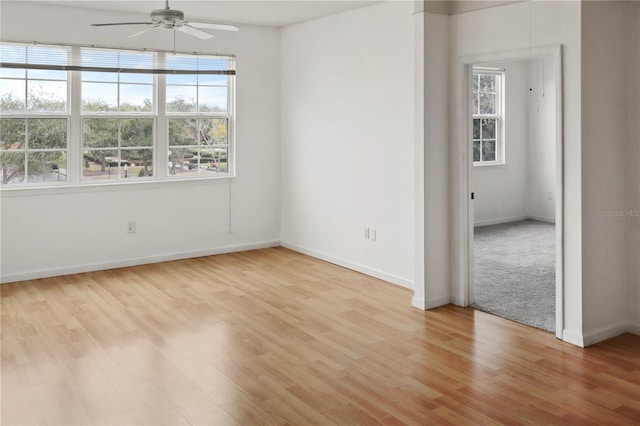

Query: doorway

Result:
[466,50,563,336]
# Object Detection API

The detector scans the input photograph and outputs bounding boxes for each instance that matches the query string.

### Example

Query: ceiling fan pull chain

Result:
[165,0,170,10]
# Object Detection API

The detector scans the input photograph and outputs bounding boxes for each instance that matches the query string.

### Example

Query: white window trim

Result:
[472,68,505,166]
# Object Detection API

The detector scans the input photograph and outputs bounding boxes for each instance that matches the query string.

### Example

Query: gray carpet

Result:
[472,219,555,332]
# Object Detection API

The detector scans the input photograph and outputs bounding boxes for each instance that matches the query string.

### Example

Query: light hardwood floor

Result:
[1,247,639,425]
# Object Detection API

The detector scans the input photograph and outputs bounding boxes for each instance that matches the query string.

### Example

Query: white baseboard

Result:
[628,322,640,337]
[281,241,413,290]
[411,296,425,309]
[583,321,639,347]
[527,215,556,224]
[562,328,585,347]
[474,215,555,227]
[411,296,451,310]
[425,296,451,309]
[1,240,280,284]
[474,215,528,227]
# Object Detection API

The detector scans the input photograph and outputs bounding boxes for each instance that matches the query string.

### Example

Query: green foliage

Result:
[167,116,227,175]
[1,93,24,112]
[0,118,25,150]
[1,150,25,184]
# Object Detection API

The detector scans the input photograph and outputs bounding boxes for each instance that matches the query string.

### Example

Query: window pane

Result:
[122,148,153,178]
[27,151,67,183]
[27,80,67,112]
[27,69,67,80]
[473,75,478,92]
[166,74,197,85]
[120,73,153,84]
[480,74,495,92]
[211,146,229,172]
[0,68,25,78]
[479,93,495,114]
[473,119,480,139]
[199,148,225,174]
[169,118,197,146]
[473,140,481,162]
[168,147,198,176]
[166,85,197,112]
[82,82,118,111]
[198,118,228,146]
[83,149,118,180]
[28,118,67,149]
[120,84,153,112]
[1,79,26,111]
[482,140,496,162]
[199,86,227,112]
[199,74,227,86]
[0,151,25,184]
[82,71,118,82]
[1,119,25,149]
[482,119,496,139]
[83,119,119,148]
[121,118,153,147]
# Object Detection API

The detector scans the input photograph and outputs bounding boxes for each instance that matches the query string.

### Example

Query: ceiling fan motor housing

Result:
[151,8,184,27]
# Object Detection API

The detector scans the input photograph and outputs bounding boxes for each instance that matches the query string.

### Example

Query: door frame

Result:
[460,45,564,339]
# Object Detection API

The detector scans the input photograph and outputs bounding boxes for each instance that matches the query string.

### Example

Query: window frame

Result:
[472,68,505,166]
[0,44,71,186]
[0,42,236,189]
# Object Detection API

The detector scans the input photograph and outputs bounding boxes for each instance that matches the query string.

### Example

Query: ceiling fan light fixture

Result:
[151,8,184,24]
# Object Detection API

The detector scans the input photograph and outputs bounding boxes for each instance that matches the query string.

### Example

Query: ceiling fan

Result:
[90,0,239,40]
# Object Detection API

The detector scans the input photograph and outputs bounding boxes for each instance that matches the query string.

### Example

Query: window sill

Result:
[473,162,506,168]
[0,174,236,197]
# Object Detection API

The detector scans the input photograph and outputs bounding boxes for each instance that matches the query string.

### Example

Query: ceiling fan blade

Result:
[188,22,239,32]
[177,25,213,40]
[91,22,154,27]
[128,27,157,38]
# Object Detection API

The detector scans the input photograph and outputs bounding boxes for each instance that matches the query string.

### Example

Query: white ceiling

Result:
[24,0,382,28]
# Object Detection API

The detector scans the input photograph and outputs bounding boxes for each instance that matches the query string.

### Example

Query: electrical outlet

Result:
[364,227,370,239]
[128,221,136,233]
[370,229,377,241]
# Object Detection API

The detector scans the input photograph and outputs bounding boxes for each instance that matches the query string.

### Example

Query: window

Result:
[166,55,230,176]
[472,69,504,165]
[81,48,155,181]
[0,42,235,187]
[1,45,69,184]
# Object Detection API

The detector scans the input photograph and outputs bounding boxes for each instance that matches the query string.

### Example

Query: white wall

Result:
[417,10,450,308]
[580,1,637,344]
[626,3,640,333]
[472,60,528,226]
[280,1,415,288]
[447,0,584,342]
[526,55,556,223]
[0,2,281,282]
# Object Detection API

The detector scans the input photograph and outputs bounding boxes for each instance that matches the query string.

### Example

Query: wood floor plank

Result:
[2,247,639,425]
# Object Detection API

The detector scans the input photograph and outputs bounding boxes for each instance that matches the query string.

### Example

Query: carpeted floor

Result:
[472,219,555,332]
